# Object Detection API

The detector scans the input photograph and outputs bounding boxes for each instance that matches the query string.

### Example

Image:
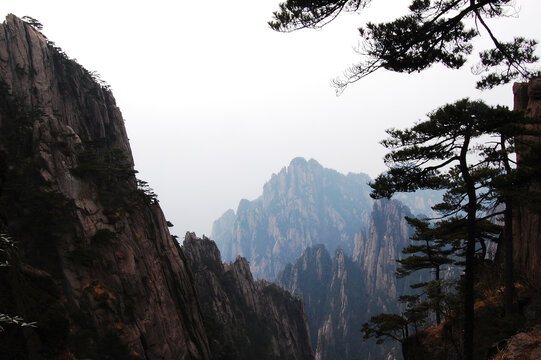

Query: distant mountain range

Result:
[211,157,442,360]
[212,157,440,280]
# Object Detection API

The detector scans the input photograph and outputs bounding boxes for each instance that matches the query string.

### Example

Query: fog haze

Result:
[2,0,540,236]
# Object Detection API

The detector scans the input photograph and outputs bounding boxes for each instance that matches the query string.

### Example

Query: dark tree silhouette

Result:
[397,217,455,325]
[270,0,539,93]
[369,98,530,360]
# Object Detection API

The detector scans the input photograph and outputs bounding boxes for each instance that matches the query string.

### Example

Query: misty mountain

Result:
[212,157,439,280]
[277,199,419,360]
[211,158,441,359]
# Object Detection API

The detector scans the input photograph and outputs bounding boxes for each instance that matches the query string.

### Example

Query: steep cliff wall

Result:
[278,245,333,349]
[312,247,369,360]
[512,78,541,289]
[0,15,211,359]
[353,199,419,310]
[182,233,314,360]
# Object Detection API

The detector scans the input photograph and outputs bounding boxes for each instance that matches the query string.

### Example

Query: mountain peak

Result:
[289,156,309,166]
[288,157,326,171]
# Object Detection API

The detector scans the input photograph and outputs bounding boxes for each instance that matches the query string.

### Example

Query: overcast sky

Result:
[2,1,540,237]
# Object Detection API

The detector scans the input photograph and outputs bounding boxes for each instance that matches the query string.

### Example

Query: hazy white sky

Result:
[2,1,540,237]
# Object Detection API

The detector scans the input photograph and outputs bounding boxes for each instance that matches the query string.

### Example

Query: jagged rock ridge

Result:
[212,157,375,280]
[277,199,420,360]
[212,157,442,359]
[212,157,441,281]
[182,233,314,360]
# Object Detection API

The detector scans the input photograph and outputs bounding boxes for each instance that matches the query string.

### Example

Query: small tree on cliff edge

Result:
[269,0,539,94]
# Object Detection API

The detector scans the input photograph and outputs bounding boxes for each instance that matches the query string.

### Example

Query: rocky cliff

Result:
[353,199,424,312]
[512,78,541,289]
[211,157,443,359]
[277,245,333,349]
[0,15,316,360]
[277,199,420,360]
[0,14,212,359]
[182,233,314,360]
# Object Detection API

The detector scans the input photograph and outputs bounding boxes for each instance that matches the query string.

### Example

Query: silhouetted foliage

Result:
[21,16,43,31]
[0,234,16,268]
[368,98,541,359]
[136,179,159,205]
[361,313,409,345]
[0,234,37,333]
[270,0,539,93]
[397,217,455,325]
[71,144,160,212]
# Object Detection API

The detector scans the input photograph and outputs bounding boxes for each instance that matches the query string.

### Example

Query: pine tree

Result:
[269,0,539,93]
[369,98,523,359]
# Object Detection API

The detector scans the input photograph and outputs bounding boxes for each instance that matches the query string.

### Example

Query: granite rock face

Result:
[512,79,541,289]
[353,199,421,311]
[277,200,418,360]
[182,233,315,360]
[0,15,213,359]
[277,244,333,349]
[212,156,441,360]
[212,157,374,280]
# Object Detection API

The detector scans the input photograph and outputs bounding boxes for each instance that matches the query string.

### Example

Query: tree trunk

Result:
[501,135,514,316]
[435,265,442,325]
[504,197,514,315]
[460,127,476,360]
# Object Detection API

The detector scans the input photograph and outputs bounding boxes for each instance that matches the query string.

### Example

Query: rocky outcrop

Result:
[0,15,211,359]
[312,247,368,360]
[182,233,314,360]
[212,157,375,279]
[210,156,442,359]
[277,200,420,360]
[353,199,420,312]
[512,79,541,289]
[492,326,541,360]
[277,245,333,349]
